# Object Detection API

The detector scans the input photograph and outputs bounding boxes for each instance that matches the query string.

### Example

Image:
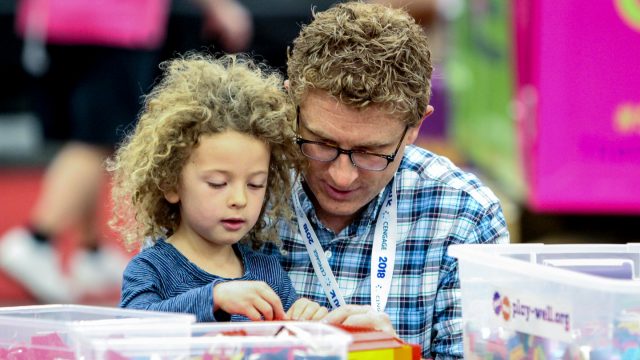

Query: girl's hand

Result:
[213,281,285,321]
[286,298,329,320]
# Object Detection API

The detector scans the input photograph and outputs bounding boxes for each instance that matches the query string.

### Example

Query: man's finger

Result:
[322,305,371,324]
[342,313,396,335]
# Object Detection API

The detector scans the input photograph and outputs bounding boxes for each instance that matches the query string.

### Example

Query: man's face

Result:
[297,90,422,233]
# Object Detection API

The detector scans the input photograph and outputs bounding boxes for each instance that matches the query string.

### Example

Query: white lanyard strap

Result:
[292,190,346,309]
[371,177,397,313]
[293,179,398,312]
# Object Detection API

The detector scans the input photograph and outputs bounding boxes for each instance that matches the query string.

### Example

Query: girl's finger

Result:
[300,301,320,320]
[290,298,310,320]
[253,296,275,321]
[256,283,285,320]
[311,306,329,321]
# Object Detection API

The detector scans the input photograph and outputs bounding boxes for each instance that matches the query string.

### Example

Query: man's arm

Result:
[430,254,463,359]
[431,202,509,359]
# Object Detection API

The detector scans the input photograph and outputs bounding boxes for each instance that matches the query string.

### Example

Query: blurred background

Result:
[0,0,638,306]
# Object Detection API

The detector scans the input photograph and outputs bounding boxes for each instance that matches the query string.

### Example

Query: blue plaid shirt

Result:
[261,145,509,359]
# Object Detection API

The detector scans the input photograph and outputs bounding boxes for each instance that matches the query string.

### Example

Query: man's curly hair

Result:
[287,1,432,126]
[108,53,299,250]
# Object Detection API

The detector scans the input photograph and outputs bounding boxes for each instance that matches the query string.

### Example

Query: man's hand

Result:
[322,304,397,336]
[213,281,285,320]
[287,298,329,320]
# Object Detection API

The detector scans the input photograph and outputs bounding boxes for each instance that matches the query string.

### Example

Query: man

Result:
[262,2,509,358]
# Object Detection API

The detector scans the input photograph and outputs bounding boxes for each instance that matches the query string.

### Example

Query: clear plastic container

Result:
[0,304,195,359]
[91,321,352,359]
[449,243,640,360]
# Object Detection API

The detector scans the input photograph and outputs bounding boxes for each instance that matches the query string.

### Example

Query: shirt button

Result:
[325,250,332,259]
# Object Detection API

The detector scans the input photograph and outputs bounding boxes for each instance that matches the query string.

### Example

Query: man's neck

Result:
[316,209,356,234]
[299,181,358,233]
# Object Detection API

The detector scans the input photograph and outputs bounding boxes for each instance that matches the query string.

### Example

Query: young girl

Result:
[109,53,326,322]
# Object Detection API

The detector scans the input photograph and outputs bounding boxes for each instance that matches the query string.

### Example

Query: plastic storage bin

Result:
[449,243,640,359]
[0,304,195,359]
[90,321,352,359]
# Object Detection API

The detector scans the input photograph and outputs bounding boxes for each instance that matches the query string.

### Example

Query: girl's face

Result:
[165,130,270,250]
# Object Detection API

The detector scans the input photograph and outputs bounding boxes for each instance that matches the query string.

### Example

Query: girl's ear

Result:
[164,188,180,204]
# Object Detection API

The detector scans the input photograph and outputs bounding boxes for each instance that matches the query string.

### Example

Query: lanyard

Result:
[292,178,398,312]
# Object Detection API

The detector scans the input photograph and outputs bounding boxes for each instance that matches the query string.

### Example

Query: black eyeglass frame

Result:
[295,107,409,171]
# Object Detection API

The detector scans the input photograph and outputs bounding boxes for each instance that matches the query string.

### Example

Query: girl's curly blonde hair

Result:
[287,2,432,126]
[108,53,298,251]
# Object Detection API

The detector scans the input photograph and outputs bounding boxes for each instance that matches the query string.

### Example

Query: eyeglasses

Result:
[295,115,409,171]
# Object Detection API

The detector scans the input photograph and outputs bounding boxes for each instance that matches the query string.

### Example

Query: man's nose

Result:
[327,153,358,188]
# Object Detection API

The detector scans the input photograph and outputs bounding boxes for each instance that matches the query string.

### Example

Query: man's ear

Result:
[406,105,435,144]
[284,79,290,91]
